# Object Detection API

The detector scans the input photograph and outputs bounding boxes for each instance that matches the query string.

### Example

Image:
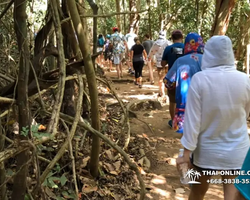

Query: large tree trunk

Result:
[115,0,121,31]
[199,0,208,37]
[146,0,152,38]
[67,0,101,178]
[211,0,236,36]
[12,0,30,199]
[129,0,140,34]
[235,5,250,62]
[87,0,98,55]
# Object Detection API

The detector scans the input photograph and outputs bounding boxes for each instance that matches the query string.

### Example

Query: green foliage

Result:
[21,126,29,137]
[42,168,76,199]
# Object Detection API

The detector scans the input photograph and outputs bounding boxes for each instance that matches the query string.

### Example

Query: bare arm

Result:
[143,49,147,60]
[131,50,134,61]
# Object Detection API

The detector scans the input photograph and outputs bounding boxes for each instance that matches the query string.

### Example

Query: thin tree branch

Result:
[0,0,14,20]
[56,112,146,200]
[47,0,66,134]
[61,9,148,24]
[40,73,83,184]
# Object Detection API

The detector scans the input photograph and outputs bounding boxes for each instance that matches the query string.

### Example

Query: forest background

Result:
[0,0,249,200]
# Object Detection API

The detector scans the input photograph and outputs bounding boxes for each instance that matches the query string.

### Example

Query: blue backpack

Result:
[98,38,104,47]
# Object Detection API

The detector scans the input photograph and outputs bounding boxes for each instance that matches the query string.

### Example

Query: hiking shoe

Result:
[168,120,172,128]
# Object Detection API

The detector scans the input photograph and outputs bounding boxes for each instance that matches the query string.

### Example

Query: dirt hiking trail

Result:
[103,64,227,200]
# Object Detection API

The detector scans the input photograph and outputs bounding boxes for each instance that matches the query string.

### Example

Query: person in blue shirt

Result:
[164,32,204,133]
[161,30,184,128]
[234,148,250,200]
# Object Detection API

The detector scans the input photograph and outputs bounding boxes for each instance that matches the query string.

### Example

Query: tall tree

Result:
[67,0,101,178]
[211,0,236,36]
[129,0,140,33]
[12,0,30,199]
[115,0,121,31]
[87,0,99,55]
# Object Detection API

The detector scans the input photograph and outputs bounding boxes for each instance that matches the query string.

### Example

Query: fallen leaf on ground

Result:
[113,161,121,171]
[104,163,115,172]
[82,184,98,193]
[81,156,90,168]
[110,171,119,175]
[105,149,114,160]
[138,158,144,167]
[174,188,185,194]
[45,187,57,199]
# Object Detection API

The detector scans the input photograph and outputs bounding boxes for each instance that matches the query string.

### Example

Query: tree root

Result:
[96,77,131,150]
[139,149,151,170]
[57,112,146,200]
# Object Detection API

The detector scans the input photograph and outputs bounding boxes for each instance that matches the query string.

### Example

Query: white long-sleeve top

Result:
[181,36,250,169]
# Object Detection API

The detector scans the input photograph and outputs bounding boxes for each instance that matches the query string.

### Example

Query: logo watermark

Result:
[184,169,201,184]
[184,169,250,184]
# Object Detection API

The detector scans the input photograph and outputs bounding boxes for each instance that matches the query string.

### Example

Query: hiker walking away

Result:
[177,36,250,200]
[110,27,126,79]
[104,34,113,71]
[148,31,171,97]
[97,34,105,67]
[164,32,204,133]
[125,27,137,74]
[131,37,147,88]
[142,34,154,84]
[161,30,184,128]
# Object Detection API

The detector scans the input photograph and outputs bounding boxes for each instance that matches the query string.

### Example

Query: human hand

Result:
[176,149,191,170]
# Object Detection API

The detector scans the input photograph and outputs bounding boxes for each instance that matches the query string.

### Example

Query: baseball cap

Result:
[158,30,166,39]
[112,27,119,32]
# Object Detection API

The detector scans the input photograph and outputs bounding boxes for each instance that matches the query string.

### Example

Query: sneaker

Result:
[168,120,172,128]
[128,68,132,73]
[130,71,135,75]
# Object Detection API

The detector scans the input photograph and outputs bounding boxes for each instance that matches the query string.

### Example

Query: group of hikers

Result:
[97,27,250,200]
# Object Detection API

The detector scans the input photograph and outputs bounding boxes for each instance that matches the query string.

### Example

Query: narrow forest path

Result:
[103,63,225,200]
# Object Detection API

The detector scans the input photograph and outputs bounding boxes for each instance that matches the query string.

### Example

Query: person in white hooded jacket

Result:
[177,35,250,200]
[148,31,171,97]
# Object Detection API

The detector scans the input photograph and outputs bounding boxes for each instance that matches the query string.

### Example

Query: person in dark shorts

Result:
[104,34,113,71]
[176,36,250,200]
[164,32,204,134]
[131,37,147,88]
[161,30,184,128]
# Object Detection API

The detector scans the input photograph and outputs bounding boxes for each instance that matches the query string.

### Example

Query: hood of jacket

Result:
[154,38,169,46]
[201,35,235,70]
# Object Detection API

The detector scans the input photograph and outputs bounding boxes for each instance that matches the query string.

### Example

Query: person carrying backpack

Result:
[97,34,105,67]
[110,27,127,79]
[161,30,184,128]
[148,31,171,97]
[104,34,113,71]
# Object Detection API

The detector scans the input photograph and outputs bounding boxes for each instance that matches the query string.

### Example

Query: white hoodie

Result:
[148,39,171,68]
[181,36,250,169]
